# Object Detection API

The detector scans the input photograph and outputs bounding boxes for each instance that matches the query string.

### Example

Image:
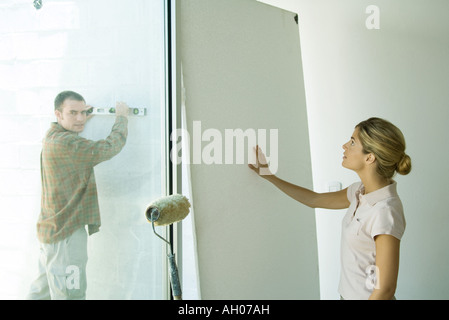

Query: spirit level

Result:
[88,107,147,117]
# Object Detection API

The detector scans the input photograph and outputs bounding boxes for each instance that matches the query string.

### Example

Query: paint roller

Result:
[145,194,190,300]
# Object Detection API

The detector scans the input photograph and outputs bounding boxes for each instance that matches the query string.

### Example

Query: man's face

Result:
[55,99,89,133]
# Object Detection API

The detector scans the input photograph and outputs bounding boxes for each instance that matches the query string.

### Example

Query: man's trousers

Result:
[26,227,88,300]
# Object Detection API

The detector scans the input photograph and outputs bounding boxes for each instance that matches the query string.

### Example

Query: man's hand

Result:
[115,101,129,118]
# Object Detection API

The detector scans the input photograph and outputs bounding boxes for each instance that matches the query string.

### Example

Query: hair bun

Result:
[397,153,412,175]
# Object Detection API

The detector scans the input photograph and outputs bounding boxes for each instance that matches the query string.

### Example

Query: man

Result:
[26,91,129,299]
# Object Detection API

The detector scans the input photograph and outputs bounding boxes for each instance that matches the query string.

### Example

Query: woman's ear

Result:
[366,153,376,165]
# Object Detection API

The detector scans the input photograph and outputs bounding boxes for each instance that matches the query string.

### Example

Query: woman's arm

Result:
[248,146,350,209]
[263,175,349,209]
[369,234,400,300]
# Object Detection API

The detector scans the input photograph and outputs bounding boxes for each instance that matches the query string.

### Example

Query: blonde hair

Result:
[356,117,412,179]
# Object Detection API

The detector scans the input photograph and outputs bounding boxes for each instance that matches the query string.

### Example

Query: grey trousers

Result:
[26,227,88,300]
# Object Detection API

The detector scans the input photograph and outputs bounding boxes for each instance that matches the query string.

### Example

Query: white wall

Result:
[261,0,449,299]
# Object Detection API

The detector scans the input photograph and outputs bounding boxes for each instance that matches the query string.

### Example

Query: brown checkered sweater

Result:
[37,116,128,243]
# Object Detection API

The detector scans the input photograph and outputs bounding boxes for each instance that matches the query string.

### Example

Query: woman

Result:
[249,117,411,300]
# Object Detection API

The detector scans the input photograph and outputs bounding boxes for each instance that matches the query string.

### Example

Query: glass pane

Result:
[0,0,167,299]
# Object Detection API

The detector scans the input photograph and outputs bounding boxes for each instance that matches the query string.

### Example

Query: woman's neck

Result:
[358,171,391,194]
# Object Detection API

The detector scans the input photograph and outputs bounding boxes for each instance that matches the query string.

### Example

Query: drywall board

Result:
[179,0,319,299]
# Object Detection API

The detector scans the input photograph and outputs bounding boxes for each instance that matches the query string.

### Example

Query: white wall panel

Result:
[180,0,319,299]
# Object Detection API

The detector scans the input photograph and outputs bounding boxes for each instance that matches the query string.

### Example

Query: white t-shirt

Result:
[338,181,406,300]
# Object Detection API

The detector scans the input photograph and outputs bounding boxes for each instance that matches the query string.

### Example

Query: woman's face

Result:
[342,127,368,172]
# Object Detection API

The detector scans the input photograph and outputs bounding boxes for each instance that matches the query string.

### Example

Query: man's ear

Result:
[55,109,62,122]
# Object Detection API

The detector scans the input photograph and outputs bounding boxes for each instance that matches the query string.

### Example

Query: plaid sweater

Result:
[37,116,128,244]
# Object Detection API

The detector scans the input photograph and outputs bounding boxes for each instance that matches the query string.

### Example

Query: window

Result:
[0,0,168,299]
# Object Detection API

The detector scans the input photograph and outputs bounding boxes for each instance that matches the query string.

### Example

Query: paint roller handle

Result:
[168,253,182,300]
